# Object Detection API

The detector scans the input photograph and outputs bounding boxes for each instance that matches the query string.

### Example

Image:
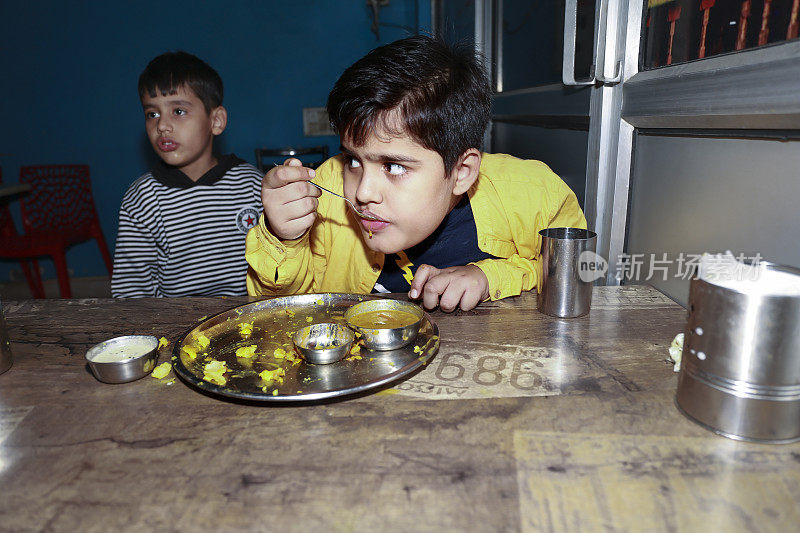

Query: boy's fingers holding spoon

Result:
[263,159,315,190]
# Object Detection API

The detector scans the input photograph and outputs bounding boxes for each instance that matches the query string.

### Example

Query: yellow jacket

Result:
[246,153,586,300]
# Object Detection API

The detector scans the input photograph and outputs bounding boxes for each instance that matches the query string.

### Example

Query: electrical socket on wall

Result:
[303,107,336,137]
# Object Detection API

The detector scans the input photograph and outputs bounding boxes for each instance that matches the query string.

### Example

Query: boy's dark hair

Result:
[138,51,223,113]
[327,35,491,175]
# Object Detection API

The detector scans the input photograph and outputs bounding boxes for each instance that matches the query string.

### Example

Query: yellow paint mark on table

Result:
[514,431,800,532]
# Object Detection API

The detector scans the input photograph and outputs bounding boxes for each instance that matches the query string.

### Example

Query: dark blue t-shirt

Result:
[374,196,496,292]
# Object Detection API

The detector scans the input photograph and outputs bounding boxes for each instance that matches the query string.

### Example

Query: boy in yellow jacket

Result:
[246,36,585,312]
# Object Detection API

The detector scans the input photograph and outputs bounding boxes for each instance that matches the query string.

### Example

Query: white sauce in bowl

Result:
[87,336,157,363]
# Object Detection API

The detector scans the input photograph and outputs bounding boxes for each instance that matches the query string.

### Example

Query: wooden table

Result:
[1,286,798,531]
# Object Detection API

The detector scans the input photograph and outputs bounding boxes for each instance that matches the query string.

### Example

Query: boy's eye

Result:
[145,111,160,119]
[174,109,187,116]
[385,163,406,176]
[346,157,361,169]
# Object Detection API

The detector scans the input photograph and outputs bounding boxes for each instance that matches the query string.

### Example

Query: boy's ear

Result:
[210,106,227,136]
[450,148,482,195]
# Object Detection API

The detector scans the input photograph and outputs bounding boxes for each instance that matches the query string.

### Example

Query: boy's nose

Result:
[156,117,172,133]
[354,166,382,205]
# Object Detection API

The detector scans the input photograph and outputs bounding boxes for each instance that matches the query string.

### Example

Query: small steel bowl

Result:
[85,335,159,384]
[344,299,423,351]
[293,323,354,364]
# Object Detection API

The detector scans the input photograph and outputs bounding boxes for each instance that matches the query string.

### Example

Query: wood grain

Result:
[1,287,797,532]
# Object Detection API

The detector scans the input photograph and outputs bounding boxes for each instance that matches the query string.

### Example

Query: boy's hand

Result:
[408,264,490,312]
[261,158,322,241]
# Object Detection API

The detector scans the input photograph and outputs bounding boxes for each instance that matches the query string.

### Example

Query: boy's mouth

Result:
[158,138,178,152]
[360,218,389,233]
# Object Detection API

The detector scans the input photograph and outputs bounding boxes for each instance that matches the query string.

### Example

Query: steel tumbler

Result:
[537,227,597,318]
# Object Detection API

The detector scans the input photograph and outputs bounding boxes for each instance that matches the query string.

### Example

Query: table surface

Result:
[2,286,799,532]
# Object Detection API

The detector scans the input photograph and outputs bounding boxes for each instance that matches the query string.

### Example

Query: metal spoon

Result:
[269,163,379,221]
[309,182,379,221]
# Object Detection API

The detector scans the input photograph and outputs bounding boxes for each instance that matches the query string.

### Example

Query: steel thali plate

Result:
[171,293,440,402]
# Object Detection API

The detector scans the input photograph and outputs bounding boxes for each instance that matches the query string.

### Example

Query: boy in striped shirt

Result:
[112,51,262,297]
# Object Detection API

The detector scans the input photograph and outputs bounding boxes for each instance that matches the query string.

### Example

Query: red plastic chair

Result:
[0,169,46,298]
[0,165,113,298]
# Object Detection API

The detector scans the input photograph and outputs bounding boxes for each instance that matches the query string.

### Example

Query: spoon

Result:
[269,163,379,221]
[309,182,379,221]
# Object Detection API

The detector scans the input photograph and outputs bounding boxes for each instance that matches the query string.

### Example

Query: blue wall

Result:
[1,0,430,281]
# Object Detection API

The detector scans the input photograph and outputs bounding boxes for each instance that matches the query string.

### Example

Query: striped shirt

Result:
[111,155,263,297]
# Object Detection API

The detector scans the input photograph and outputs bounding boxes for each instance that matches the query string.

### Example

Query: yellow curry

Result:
[348,309,419,329]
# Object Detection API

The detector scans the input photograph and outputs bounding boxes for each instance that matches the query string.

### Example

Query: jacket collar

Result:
[151,154,246,188]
